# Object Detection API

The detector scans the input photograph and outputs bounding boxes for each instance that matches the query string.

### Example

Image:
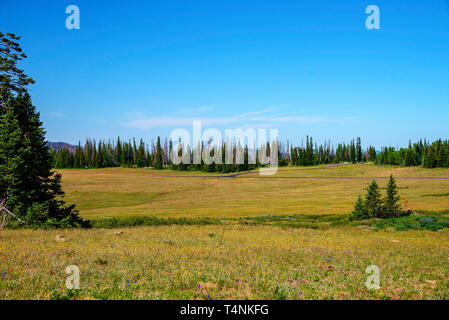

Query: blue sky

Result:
[1,0,448,148]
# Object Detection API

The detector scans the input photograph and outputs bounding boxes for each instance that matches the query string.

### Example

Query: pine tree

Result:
[0,90,82,226]
[349,139,356,163]
[115,137,122,166]
[356,137,362,163]
[0,33,82,227]
[156,136,163,169]
[136,138,145,168]
[404,141,413,166]
[364,180,382,218]
[349,195,368,220]
[382,175,402,218]
[0,32,35,98]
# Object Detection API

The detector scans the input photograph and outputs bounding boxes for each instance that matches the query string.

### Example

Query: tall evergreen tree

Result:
[364,180,382,218]
[156,136,163,169]
[356,137,362,162]
[349,195,368,220]
[0,32,82,227]
[382,175,402,218]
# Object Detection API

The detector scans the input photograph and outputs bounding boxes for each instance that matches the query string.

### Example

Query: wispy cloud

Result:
[45,111,68,119]
[123,115,243,130]
[122,110,153,120]
[121,107,343,130]
[176,105,216,116]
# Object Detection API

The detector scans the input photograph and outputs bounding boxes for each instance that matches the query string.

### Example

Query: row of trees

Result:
[376,139,449,168]
[52,137,155,169]
[51,137,271,173]
[50,136,449,170]
[290,136,367,165]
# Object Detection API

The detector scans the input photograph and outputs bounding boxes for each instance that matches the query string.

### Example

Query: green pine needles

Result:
[0,32,83,228]
[349,175,410,221]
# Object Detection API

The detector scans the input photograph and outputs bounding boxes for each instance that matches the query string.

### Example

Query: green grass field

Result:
[1,164,449,300]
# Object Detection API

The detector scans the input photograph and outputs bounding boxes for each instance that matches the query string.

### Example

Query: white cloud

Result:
[122,107,336,130]
[45,111,67,118]
[176,105,216,115]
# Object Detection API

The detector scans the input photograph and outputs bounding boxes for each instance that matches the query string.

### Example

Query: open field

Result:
[56,165,449,219]
[1,225,448,300]
[1,165,449,300]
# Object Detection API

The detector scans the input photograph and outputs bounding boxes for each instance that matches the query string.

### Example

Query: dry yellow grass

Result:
[56,165,449,219]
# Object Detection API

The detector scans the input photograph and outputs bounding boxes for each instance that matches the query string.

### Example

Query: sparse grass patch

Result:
[90,216,223,228]
[238,214,349,230]
[420,193,449,198]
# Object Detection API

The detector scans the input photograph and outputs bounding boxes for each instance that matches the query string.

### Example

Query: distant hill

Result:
[46,142,77,152]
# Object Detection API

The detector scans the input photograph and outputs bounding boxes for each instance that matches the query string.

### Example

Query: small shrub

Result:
[93,257,108,265]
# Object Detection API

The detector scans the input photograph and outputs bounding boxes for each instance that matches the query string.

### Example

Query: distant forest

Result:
[50,137,449,171]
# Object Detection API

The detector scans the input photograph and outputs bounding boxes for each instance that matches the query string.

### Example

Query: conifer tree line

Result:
[375,139,449,168]
[51,136,265,173]
[50,135,449,170]
[289,136,367,165]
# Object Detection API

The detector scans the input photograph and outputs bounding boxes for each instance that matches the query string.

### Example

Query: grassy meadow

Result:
[57,164,449,218]
[1,225,449,300]
[1,164,449,300]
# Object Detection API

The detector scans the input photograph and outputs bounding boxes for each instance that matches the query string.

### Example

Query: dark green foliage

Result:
[50,135,449,171]
[349,195,368,220]
[382,175,402,218]
[0,32,35,97]
[349,176,409,221]
[155,136,163,169]
[0,91,83,227]
[356,137,362,163]
[364,180,383,218]
[50,137,278,173]
[0,32,82,228]
[367,145,377,162]
[375,138,449,168]
[373,216,449,231]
